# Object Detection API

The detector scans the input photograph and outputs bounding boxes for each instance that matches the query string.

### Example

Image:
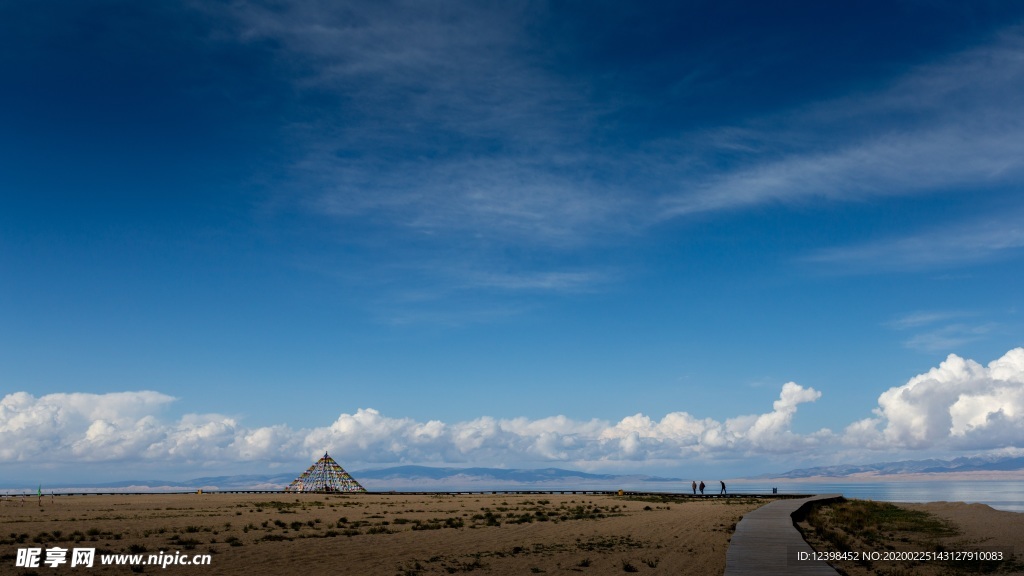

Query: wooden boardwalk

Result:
[725,494,842,576]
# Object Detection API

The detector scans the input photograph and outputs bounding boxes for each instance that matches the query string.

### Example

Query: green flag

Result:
[37,484,41,497]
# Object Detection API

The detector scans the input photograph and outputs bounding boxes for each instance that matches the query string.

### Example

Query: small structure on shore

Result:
[285,452,366,493]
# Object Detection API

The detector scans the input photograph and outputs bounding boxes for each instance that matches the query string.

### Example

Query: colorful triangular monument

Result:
[285,452,366,493]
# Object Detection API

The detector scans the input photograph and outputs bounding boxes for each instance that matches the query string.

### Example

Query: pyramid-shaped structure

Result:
[285,452,366,493]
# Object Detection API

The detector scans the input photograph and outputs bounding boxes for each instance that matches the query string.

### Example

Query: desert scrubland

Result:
[2,493,757,575]
[3,493,1021,575]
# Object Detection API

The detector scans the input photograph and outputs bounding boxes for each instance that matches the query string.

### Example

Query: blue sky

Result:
[2,1,1024,483]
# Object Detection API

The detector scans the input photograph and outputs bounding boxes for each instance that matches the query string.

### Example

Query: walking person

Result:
[691,480,697,495]
[720,480,726,495]
[698,481,705,495]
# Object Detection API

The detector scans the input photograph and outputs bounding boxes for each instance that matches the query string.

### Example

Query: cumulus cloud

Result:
[6,350,1022,473]
[597,382,828,458]
[0,384,824,469]
[0,391,174,462]
[845,348,1024,450]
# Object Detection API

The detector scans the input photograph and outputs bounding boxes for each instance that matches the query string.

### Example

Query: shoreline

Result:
[749,470,1024,482]
[730,477,1024,513]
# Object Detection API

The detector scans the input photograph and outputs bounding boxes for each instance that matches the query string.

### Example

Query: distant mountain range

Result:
[4,466,681,492]
[8,456,1021,493]
[757,455,1024,479]
[359,465,677,483]
[2,474,297,492]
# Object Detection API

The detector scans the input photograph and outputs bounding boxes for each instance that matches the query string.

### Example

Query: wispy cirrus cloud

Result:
[886,311,969,330]
[215,3,1024,297]
[224,0,616,244]
[804,214,1024,273]
[288,10,1024,235]
[884,310,999,353]
[304,154,631,248]
[903,324,998,354]
[212,0,633,307]
[661,126,1024,218]
[661,28,1024,218]
[464,270,608,292]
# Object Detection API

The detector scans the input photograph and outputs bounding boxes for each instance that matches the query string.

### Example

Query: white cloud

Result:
[847,348,1024,450]
[662,28,1024,219]
[201,4,1024,308]
[230,424,301,460]
[466,270,609,292]
[221,6,1024,231]
[221,0,616,250]
[0,383,823,469]
[805,215,1024,273]
[596,382,827,457]
[302,384,828,465]
[0,391,174,462]
[903,324,998,353]
[882,310,1002,353]
[6,350,1022,474]
[886,311,967,330]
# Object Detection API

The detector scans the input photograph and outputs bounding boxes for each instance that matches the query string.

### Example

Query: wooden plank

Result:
[725,494,842,576]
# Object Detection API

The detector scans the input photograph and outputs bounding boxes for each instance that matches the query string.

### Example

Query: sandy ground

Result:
[5,494,1020,575]
[799,500,1024,576]
[903,501,1024,574]
[1,493,760,575]
[903,501,1024,552]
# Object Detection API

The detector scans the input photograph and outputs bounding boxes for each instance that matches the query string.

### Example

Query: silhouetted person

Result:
[691,480,697,494]
[720,480,726,494]
[698,481,705,495]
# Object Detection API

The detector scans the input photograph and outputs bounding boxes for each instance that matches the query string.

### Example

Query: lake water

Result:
[657,480,1024,513]
[364,479,1024,513]
[490,479,1023,513]
[8,478,1023,512]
